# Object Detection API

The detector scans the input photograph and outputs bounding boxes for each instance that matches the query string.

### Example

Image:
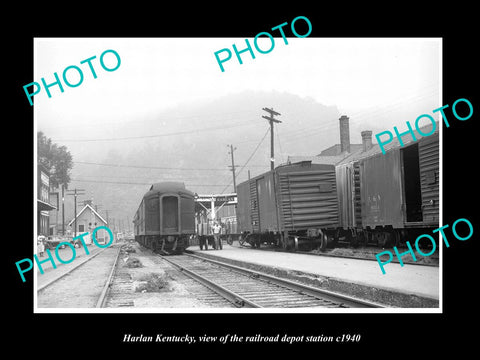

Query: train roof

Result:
[237,161,335,188]
[287,122,439,167]
[286,154,347,166]
[336,122,439,166]
[143,182,195,198]
[275,161,335,171]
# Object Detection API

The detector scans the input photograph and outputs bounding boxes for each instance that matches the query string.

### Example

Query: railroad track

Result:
[159,253,384,308]
[96,246,128,308]
[37,245,122,308]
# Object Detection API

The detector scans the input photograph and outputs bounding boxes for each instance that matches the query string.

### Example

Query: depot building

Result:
[67,202,110,244]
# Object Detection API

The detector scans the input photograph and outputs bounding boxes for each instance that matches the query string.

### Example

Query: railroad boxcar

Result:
[133,182,195,254]
[236,161,339,250]
[335,125,439,247]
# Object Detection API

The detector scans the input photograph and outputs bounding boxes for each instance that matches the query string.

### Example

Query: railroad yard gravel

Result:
[311,246,439,266]
[188,243,439,307]
[37,247,118,308]
[36,240,439,309]
[37,241,234,309]
[113,243,212,308]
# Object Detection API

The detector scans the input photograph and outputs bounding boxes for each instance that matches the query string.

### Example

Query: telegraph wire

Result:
[220,127,270,194]
[73,161,268,170]
[45,109,259,132]
[54,118,259,142]
[275,125,285,164]
[74,161,227,171]
[70,178,229,186]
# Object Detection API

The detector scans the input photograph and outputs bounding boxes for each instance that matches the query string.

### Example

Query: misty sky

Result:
[35,37,441,143]
[33,37,441,220]
[33,37,441,227]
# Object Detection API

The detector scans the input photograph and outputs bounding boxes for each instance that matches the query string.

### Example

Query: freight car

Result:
[133,182,195,254]
[236,121,439,252]
[335,126,439,248]
[236,161,339,251]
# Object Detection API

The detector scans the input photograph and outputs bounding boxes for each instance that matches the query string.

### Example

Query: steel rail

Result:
[158,255,260,308]
[37,247,109,293]
[96,246,122,308]
[186,252,385,308]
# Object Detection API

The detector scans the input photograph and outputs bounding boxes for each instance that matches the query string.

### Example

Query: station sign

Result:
[195,194,237,203]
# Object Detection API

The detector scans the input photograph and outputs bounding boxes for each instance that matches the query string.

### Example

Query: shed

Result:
[67,204,110,244]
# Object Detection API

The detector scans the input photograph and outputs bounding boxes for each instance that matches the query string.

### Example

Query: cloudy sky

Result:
[35,37,441,145]
[33,37,441,228]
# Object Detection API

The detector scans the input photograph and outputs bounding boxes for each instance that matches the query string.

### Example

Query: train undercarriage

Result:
[136,234,190,255]
[234,225,438,252]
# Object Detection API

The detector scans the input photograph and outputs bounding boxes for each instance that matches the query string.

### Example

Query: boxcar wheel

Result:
[239,234,248,247]
[317,231,328,251]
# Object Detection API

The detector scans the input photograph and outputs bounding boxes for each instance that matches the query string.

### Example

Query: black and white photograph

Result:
[32,37,441,312]
[8,6,478,353]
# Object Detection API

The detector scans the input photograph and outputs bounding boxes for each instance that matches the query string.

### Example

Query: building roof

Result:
[336,122,439,166]
[144,181,195,198]
[287,122,439,167]
[37,199,56,211]
[286,154,350,166]
[318,143,363,156]
[67,203,107,226]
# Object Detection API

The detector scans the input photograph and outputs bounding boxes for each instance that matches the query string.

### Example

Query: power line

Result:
[236,128,270,179]
[220,127,270,194]
[73,160,269,171]
[69,173,220,181]
[70,178,229,186]
[275,125,285,164]
[73,161,227,171]
[44,109,259,132]
[54,118,258,142]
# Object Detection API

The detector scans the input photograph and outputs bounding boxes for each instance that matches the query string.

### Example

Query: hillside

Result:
[59,90,345,229]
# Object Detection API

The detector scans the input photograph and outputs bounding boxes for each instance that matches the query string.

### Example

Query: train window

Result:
[147,198,158,212]
[162,196,178,231]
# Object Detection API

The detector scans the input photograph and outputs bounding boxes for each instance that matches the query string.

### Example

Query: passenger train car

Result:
[133,182,195,254]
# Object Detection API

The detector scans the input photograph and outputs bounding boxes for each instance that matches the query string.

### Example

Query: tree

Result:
[38,131,73,190]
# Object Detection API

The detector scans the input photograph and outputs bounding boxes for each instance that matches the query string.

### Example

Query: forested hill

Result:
[56,90,354,229]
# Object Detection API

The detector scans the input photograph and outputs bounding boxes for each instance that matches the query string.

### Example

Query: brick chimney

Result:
[339,115,350,153]
[361,130,373,152]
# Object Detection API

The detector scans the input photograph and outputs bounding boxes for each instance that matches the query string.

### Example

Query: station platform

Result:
[187,244,440,308]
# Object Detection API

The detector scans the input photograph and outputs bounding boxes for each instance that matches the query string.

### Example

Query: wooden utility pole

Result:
[103,209,110,226]
[62,185,65,235]
[262,107,282,170]
[228,144,238,193]
[66,188,85,238]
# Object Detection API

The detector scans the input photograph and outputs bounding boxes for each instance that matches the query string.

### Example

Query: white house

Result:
[67,203,110,245]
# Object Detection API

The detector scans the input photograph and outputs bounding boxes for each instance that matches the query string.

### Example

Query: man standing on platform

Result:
[212,221,222,250]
